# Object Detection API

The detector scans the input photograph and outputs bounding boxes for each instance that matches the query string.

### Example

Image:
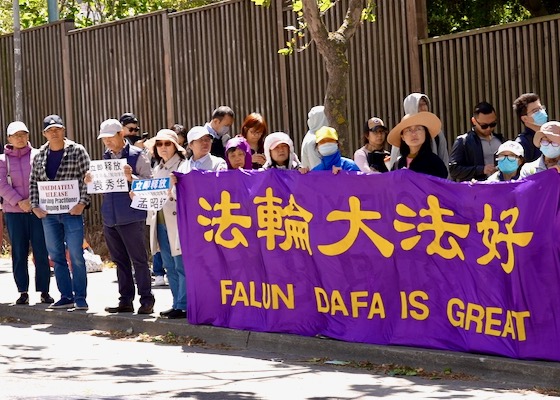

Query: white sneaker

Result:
[153,276,166,286]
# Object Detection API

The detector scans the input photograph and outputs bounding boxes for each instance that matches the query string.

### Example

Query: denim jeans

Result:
[5,212,51,293]
[152,252,165,277]
[157,223,186,310]
[41,214,87,301]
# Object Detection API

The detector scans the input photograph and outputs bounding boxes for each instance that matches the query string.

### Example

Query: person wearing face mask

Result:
[520,121,560,178]
[205,106,235,159]
[311,126,360,173]
[486,141,525,182]
[513,93,548,162]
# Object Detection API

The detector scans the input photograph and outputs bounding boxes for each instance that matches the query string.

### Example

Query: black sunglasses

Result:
[127,127,140,133]
[474,119,497,130]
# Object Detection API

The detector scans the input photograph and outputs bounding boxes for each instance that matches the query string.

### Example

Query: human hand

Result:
[18,199,31,213]
[332,166,342,175]
[69,203,86,215]
[84,171,93,184]
[252,153,266,166]
[483,164,498,175]
[123,164,133,182]
[298,167,309,174]
[32,207,48,219]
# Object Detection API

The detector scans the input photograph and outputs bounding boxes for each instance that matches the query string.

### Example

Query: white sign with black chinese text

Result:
[37,180,80,214]
[87,159,128,194]
[130,178,171,211]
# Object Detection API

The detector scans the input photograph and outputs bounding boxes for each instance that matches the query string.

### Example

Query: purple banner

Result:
[175,168,560,361]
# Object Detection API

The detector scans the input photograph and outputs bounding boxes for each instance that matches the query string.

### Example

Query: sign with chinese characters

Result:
[87,159,128,194]
[175,168,560,362]
[38,180,80,214]
[130,178,171,211]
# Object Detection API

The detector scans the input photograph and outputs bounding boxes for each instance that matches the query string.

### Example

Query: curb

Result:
[1,303,559,387]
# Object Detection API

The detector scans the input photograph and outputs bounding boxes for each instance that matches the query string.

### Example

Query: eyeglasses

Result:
[475,119,497,130]
[127,127,140,133]
[402,126,425,135]
[528,105,546,116]
[156,141,173,147]
[10,132,29,139]
[496,155,519,162]
[540,139,559,147]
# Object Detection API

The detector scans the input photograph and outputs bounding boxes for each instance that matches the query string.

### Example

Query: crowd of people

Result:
[0,90,557,319]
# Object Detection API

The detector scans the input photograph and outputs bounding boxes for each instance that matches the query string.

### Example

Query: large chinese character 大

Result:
[394,195,470,260]
[476,204,533,273]
[318,196,394,257]
[197,190,252,249]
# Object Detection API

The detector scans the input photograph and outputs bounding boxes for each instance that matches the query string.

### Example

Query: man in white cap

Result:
[89,118,155,314]
[177,126,227,174]
[29,114,91,311]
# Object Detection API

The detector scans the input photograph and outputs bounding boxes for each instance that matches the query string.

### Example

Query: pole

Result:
[47,0,59,23]
[13,0,23,120]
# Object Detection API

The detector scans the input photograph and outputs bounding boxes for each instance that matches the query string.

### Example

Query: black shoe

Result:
[16,293,29,305]
[159,308,175,317]
[137,304,154,314]
[40,292,54,304]
[165,309,186,319]
[105,304,134,313]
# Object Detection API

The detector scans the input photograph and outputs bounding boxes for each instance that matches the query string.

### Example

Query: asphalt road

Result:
[0,322,549,400]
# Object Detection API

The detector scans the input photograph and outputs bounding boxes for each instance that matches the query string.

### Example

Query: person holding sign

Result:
[29,115,91,311]
[87,119,155,315]
[144,129,187,319]
[0,121,53,306]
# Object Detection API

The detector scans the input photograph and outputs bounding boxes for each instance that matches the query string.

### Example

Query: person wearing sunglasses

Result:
[513,93,548,163]
[486,141,525,182]
[87,118,155,315]
[520,121,560,178]
[119,112,145,148]
[450,101,504,182]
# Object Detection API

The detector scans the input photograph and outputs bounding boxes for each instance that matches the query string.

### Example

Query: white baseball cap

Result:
[187,126,213,144]
[496,140,524,157]
[7,121,29,136]
[98,119,123,139]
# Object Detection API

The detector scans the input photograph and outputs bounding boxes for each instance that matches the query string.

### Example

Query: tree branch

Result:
[337,0,364,40]
[301,0,329,45]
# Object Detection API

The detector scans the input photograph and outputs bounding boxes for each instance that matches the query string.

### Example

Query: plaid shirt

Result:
[30,139,91,209]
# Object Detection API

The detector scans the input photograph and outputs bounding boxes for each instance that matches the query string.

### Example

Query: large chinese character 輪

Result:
[253,188,313,255]
[318,196,394,257]
[394,195,470,260]
[197,190,252,249]
[477,204,533,273]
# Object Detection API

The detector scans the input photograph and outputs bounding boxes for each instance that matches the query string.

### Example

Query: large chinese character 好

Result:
[394,195,470,260]
[197,190,252,249]
[476,204,533,273]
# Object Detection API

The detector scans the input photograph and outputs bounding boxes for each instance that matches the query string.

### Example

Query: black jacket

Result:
[397,149,448,179]
[449,130,505,182]
[516,127,541,163]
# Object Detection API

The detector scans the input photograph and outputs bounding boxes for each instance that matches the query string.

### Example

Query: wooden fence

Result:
[0,1,559,225]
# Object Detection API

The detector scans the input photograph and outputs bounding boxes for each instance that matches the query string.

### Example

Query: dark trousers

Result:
[103,221,154,307]
[5,212,51,293]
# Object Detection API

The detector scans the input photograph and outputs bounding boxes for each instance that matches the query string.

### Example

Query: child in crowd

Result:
[312,126,360,173]
[225,136,252,169]
[262,132,307,172]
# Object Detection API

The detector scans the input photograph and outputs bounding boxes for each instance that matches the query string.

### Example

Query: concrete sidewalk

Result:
[0,257,559,388]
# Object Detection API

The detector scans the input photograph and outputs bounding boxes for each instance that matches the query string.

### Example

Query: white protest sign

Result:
[130,178,171,211]
[87,159,128,194]
[38,180,80,214]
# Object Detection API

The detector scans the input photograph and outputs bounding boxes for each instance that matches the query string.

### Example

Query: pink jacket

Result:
[0,143,37,213]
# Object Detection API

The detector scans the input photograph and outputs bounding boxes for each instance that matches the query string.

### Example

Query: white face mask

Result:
[318,142,338,157]
[219,126,230,136]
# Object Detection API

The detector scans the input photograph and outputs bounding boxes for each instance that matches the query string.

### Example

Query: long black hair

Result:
[400,126,432,158]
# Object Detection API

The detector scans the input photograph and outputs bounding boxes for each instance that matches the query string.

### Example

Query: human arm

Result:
[448,136,485,181]
[353,148,372,173]
[0,155,25,208]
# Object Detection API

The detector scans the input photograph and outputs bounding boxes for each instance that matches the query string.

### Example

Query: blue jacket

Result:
[101,144,147,227]
[312,151,361,172]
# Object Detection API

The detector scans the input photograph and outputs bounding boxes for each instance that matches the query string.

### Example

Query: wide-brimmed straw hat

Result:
[387,112,441,147]
[144,129,186,156]
[533,121,560,148]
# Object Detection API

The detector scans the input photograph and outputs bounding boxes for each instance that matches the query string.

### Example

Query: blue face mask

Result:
[532,109,548,126]
[540,143,560,159]
[497,158,519,174]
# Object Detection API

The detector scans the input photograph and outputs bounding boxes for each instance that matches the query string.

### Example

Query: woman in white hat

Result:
[387,112,448,179]
[144,130,188,319]
[262,131,305,171]
[486,141,525,182]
